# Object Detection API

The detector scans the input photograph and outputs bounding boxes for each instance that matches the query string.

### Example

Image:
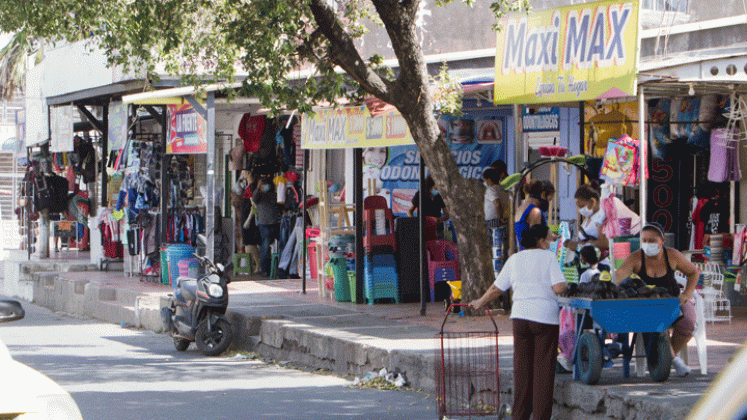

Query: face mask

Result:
[579,206,594,218]
[262,184,271,192]
[640,242,661,257]
[431,190,439,196]
[538,198,549,212]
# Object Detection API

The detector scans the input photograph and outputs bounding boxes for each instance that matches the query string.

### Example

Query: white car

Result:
[0,300,83,420]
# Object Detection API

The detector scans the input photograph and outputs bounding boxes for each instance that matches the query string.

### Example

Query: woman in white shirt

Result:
[564,183,610,271]
[470,224,567,420]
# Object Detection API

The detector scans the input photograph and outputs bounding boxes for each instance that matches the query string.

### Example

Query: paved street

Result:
[0,299,436,420]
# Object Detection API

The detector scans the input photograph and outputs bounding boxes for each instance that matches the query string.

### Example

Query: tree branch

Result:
[308,0,393,101]
[370,0,429,113]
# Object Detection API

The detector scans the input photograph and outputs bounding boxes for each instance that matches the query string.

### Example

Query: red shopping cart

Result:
[436,303,508,419]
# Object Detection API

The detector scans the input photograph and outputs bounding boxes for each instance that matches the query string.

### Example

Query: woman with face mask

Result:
[514,179,555,250]
[470,224,568,420]
[614,223,701,377]
[407,175,449,236]
[564,182,610,270]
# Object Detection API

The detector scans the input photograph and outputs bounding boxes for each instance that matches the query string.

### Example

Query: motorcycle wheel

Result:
[195,318,232,356]
[173,337,190,352]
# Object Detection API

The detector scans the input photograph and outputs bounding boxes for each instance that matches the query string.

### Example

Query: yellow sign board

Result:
[301,106,414,149]
[494,0,639,104]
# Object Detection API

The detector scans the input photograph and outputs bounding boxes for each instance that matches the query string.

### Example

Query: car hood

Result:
[0,352,83,419]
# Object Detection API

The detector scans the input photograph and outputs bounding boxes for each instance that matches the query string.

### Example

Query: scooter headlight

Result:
[207,283,224,298]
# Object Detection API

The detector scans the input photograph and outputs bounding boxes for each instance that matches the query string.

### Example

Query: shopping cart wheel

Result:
[578,332,603,385]
[645,332,672,382]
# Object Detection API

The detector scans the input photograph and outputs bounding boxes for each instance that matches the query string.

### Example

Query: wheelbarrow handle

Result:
[441,303,500,334]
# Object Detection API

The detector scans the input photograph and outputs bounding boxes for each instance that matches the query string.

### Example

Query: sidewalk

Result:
[7,254,746,420]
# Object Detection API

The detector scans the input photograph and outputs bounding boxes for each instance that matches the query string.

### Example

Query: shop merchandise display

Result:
[562,276,674,300]
[708,129,742,182]
[600,134,644,187]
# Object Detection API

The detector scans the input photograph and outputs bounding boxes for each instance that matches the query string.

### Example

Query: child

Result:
[579,245,602,284]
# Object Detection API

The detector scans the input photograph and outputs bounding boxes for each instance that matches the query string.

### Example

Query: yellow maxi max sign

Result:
[301,106,414,149]
[494,0,639,104]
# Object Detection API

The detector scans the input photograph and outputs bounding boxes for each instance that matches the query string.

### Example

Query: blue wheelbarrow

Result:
[558,297,682,385]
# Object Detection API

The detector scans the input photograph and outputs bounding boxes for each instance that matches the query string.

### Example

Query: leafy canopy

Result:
[0,0,527,114]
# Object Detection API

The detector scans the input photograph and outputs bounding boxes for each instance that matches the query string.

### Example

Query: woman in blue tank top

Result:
[514,180,555,250]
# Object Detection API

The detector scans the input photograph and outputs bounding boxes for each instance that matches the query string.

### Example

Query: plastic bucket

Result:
[178,258,199,278]
[166,244,195,287]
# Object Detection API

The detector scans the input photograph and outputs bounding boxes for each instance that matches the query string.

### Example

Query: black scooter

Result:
[161,250,233,356]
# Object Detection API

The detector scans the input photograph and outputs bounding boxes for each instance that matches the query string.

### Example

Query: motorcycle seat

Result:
[176,277,198,301]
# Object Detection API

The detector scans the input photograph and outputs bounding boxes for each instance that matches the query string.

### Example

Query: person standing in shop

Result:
[470,224,567,420]
[252,176,281,277]
[407,175,449,236]
[564,182,610,272]
[514,179,555,250]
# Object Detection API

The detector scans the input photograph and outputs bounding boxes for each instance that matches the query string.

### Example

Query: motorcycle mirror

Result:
[216,263,224,272]
[197,234,207,246]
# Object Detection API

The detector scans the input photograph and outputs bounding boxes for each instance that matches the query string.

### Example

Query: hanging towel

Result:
[708,129,742,182]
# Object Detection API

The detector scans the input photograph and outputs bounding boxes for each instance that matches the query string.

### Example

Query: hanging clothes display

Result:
[708,129,742,182]
[600,135,646,187]
[732,225,747,266]
[166,209,204,246]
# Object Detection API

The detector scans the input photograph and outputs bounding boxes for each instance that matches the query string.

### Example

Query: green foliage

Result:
[0,0,527,111]
[432,63,462,117]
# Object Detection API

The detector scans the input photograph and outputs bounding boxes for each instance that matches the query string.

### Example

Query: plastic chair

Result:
[695,263,732,323]
[426,239,459,302]
[363,196,396,253]
[675,271,708,374]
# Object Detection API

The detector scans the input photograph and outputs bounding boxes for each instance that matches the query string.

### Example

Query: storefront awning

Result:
[638,47,747,96]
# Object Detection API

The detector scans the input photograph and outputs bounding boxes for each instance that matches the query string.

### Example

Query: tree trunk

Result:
[311,1,497,303]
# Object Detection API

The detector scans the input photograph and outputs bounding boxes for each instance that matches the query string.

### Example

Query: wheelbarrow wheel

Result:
[578,332,603,385]
[645,332,672,382]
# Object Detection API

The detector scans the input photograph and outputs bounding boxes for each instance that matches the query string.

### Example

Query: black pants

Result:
[512,318,559,420]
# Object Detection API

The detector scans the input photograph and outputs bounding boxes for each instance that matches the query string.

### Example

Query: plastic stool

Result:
[233,253,253,277]
[270,253,279,279]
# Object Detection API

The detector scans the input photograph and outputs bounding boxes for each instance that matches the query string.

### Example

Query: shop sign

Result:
[50,105,74,153]
[494,0,639,104]
[301,106,414,149]
[167,104,207,154]
[15,109,25,154]
[364,115,505,215]
[108,102,128,151]
[522,107,560,132]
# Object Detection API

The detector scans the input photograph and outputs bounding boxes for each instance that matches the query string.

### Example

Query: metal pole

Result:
[101,105,109,209]
[302,148,308,294]
[510,104,523,255]
[638,88,647,224]
[419,154,426,316]
[206,92,216,261]
[160,106,169,246]
[354,148,364,304]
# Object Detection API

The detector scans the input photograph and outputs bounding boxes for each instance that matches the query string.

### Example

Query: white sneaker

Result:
[672,356,691,377]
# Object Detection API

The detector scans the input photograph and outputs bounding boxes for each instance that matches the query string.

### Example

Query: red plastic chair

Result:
[426,239,460,301]
[363,196,396,253]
